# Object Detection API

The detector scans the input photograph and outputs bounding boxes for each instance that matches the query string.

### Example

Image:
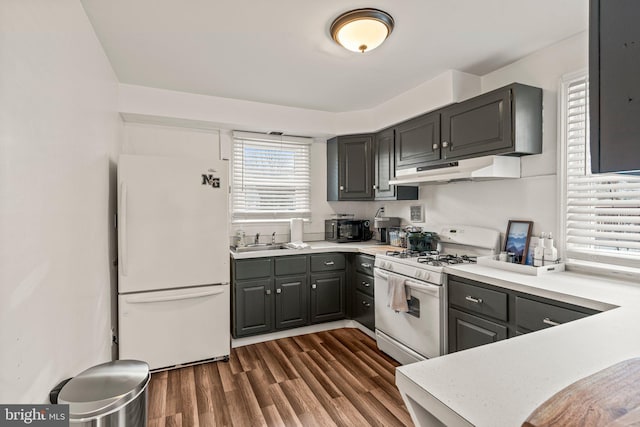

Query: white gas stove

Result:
[374,225,501,364]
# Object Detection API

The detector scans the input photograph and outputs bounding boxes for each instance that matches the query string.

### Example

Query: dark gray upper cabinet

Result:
[590,0,640,173]
[440,83,542,161]
[326,134,374,201]
[395,112,441,168]
[374,128,418,200]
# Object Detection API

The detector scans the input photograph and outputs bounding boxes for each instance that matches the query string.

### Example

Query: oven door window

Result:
[407,295,420,318]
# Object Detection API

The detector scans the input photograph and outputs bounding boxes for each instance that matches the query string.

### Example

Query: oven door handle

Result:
[404,279,441,297]
[374,269,389,280]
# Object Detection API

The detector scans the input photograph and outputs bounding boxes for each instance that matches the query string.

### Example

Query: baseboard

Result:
[232,320,375,348]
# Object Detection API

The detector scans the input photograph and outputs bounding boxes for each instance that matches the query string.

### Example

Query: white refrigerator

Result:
[117,154,230,370]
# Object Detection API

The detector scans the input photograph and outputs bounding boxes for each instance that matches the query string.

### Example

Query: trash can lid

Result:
[58,360,150,420]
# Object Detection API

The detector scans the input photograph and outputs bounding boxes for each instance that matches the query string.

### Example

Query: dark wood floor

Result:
[147,328,413,427]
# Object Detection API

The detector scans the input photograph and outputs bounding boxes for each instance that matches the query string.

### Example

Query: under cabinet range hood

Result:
[389,155,521,185]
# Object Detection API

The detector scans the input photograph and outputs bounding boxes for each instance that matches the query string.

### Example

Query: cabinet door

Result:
[234,278,273,337]
[374,128,396,199]
[448,308,507,353]
[590,0,640,173]
[338,135,374,200]
[441,88,512,161]
[395,112,441,168]
[310,272,346,323]
[274,275,308,330]
[353,291,375,331]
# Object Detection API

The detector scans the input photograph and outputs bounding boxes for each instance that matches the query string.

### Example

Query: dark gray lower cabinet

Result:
[353,291,374,331]
[448,308,507,353]
[235,278,273,336]
[447,275,600,354]
[274,275,308,329]
[515,296,590,334]
[310,272,346,323]
[233,254,348,337]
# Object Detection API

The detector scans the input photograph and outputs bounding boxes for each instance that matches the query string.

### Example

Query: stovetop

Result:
[374,225,501,284]
[383,250,477,266]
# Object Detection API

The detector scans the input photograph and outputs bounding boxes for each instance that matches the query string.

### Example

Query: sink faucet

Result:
[271,232,276,244]
[254,233,260,245]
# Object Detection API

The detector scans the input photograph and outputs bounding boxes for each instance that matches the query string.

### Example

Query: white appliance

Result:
[390,155,520,185]
[117,154,230,370]
[374,225,500,365]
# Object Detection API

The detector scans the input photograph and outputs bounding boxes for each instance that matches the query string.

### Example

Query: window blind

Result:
[232,131,312,220]
[562,74,640,265]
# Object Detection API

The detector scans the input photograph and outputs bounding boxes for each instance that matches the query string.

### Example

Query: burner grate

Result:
[416,253,477,266]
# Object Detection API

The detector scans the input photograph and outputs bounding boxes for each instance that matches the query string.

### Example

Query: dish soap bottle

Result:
[533,233,545,267]
[544,232,558,265]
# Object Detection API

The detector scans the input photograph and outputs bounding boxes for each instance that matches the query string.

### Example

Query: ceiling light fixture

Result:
[330,8,394,53]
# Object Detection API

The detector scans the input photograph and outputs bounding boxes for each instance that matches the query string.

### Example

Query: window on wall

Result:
[561,72,640,268]
[231,131,312,221]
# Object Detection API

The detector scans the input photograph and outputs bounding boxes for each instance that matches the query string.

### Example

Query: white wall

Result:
[0,1,121,403]
[119,34,589,246]
[384,32,589,245]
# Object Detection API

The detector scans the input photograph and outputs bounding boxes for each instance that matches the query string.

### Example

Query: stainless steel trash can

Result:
[58,360,150,426]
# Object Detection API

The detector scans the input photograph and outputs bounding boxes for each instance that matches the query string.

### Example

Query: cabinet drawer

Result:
[355,254,375,275]
[274,255,307,276]
[311,253,346,272]
[234,258,272,280]
[516,297,590,332]
[448,279,508,322]
[354,291,374,331]
[354,272,374,297]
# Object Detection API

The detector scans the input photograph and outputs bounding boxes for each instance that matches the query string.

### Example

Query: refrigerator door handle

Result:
[120,182,128,276]
[125,288,225,304]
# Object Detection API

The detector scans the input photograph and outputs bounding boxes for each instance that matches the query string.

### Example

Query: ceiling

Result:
[80,0,588,113]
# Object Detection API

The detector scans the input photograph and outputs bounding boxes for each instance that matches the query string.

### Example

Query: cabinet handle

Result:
[372,184,377,190]
[324,261,335,266]
[543,317,561,327]
[339,185,344,191]
[442,141,449,148]
[362,301,371,308]
[362,281,370,287]
[432,143,439,150]
[276,288,282,294]
[312,283,317,289]
[265,289,271,295]
[465,296,483,304]
[361,263,372,268]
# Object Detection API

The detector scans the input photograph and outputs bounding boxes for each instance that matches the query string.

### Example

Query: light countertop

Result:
[396,264,640,427]
[230,241,399,259]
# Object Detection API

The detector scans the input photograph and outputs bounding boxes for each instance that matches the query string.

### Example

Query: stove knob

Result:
[415,270,423,279]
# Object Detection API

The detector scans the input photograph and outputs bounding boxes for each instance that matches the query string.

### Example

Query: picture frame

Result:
[504,220,533,264]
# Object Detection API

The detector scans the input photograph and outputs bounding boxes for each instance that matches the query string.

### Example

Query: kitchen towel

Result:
[387,274,409,312]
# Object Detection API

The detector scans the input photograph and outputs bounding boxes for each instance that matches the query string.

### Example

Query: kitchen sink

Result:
[231,243,287,253]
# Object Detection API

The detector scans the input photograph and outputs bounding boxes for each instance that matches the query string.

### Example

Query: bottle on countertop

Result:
[533,233,545,267]
[543,232,558,265]
[235,230,246,248]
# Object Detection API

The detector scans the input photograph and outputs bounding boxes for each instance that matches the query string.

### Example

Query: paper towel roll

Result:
[290,218,304,242]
